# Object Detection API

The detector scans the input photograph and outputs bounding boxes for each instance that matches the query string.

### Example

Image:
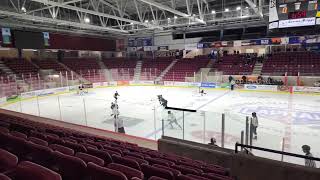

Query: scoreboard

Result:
[269,0,320,29]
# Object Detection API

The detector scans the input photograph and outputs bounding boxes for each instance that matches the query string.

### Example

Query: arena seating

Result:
[2,58,39,77]
[262,52,320,76]
[163,59,210,81]
[212,54,256,75]
[32,59,67,73]
[102,58,137,81]
[0,112,233,180]
[61,58,104,82]
[141,59,173,81]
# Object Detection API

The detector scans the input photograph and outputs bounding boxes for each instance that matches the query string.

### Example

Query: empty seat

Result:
[10,131,27,140]
[112,155,141,170]
[25,142,53,167]
[0,127,9,134]
[0,149,18,173]
[0,174,11,180]
[124,156,149,165]
[108,163,144,180]
[141,164,174,180]
[172,165,202,175]
[87,162,128,180]
[153,164,181,177]
[148,176,167,180]
[52,151,87,180]
[0,122,10,128]
[145,157,174,166]
[187,174,211,180]
[75,152,104,166]
[86,147,113,164]
[5,135,28,157]
[6,161,61,180]
[49,144,74,155]
[64,141,87,153]
[203,173,234,180]
[29,137,49,146]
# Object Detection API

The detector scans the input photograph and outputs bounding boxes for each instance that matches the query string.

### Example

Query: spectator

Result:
[302,145,317,168]
[242,76,247,84]
[257,74,263,84]
[314,81,320,87]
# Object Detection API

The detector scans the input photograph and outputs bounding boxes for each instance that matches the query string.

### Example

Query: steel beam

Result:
[0,9,127,33]
[27,0,85,14]
[244,0,263,17]
[137,0,205,24]
[30,0,158,28]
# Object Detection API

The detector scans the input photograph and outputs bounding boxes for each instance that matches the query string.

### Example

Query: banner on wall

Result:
[244,84,278,91]
[43,32,50,46]
[201,82,216,88]
[233,40,242,47]
[293,86,320,93]
[1,28,11,44]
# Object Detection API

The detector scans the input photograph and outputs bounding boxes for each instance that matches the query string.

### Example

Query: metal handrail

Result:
[235,143,320,161]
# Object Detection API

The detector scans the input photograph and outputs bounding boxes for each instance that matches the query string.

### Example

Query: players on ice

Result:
[167,111,182,129]
[114,91,120,102]
[78,84,85,96]
[251,112,259,140]
[200,89,206,96]
[110,102,124,133]
[158,95,168,108]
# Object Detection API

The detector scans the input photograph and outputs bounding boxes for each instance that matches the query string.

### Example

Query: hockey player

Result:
[114,91,120,102]
[251,112,259,140]
[230,79,236,91]
[158,95,168,108]
[110,102,120,132]
[79,84,84,95]
[167,111,182,129]
[200,89,207,96]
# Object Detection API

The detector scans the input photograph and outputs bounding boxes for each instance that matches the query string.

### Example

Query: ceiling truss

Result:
[0,0,269,36]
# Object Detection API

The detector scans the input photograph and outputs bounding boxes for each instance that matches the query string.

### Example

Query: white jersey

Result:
[251,117,258,127]
[168,113,176,122]
[115,118,124,128]
[112,107,119,116]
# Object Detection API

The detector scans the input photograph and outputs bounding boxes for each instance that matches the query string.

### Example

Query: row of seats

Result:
[163,59,210,81]
[262,52,320,76]
[211,54,256,75]
[0,113,233,180]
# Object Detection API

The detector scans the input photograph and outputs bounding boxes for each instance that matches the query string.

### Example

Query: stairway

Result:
[0,60,15,77]
[55,60,89,84]
[155,59,178,81]
[96,59,111,81]
[252,63,263,75]
[133,61,142,81]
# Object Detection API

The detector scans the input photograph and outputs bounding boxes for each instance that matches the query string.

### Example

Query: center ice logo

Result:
[239,106,320,125]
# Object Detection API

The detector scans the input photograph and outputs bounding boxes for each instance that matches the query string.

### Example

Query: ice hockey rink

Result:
[1,86,320,165]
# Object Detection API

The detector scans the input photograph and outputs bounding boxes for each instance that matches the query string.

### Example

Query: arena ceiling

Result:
[0,0,269,37]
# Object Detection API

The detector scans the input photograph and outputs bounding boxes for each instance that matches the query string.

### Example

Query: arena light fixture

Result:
[84,17,90,23]
[174,16,178,19]
[145,20,149,23]
[236,7,241,11]
[211,10,216,14]
[21,7,27,13]
[225,8,229,12]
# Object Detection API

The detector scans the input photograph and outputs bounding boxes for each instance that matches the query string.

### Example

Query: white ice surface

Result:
[2,86,320,165]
